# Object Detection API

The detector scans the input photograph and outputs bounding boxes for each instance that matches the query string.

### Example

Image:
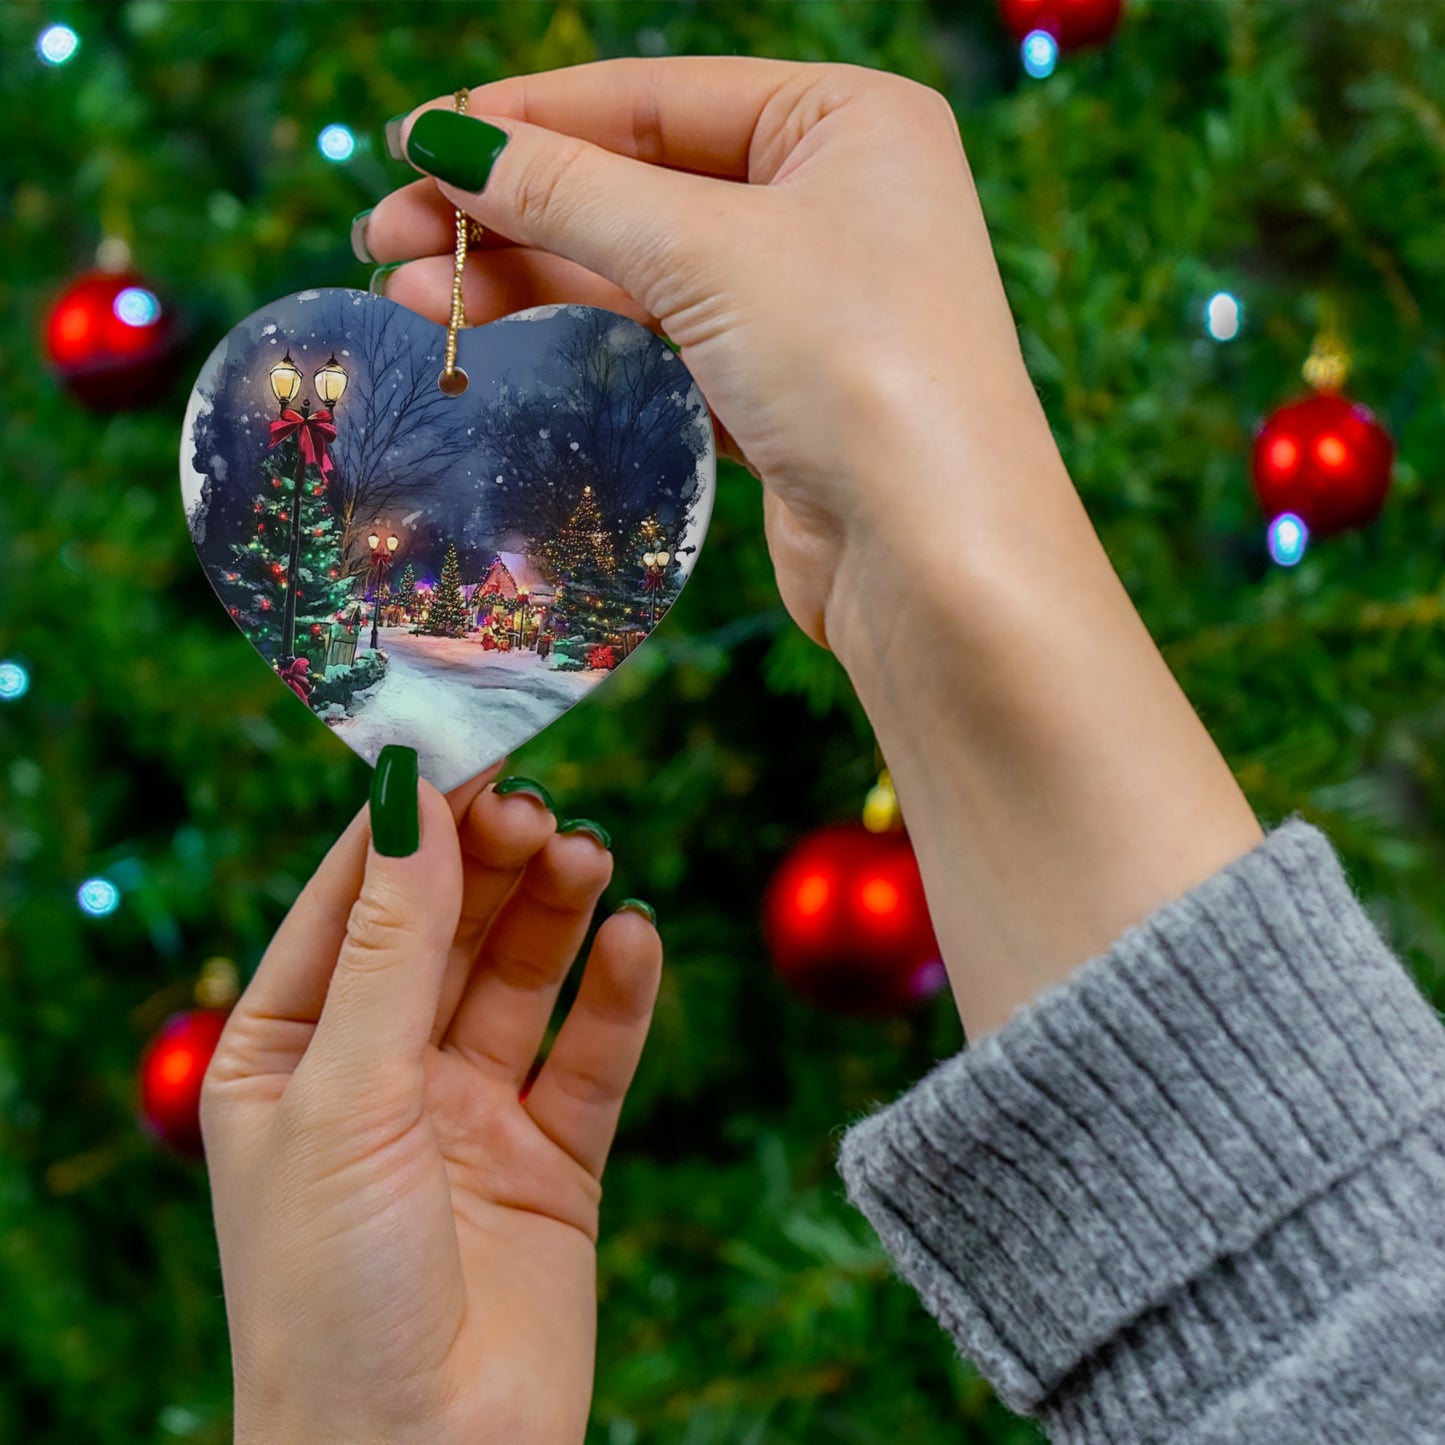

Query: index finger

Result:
[408,55,811,182]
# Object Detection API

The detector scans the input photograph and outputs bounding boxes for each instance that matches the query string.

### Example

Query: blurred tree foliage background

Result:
[2,2,1444,1442]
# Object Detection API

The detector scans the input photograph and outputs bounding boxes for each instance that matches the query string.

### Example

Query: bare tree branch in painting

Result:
[326,303,477,578]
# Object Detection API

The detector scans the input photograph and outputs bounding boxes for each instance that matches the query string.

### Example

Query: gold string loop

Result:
[439,87,479,396]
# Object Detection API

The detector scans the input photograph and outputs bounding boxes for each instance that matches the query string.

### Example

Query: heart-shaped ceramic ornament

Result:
[180,290,715,791]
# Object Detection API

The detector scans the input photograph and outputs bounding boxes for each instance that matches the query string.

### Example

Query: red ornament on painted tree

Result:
[45,270,179,410]
[1251,392,1394,537]
[137,1009,230,1157]
[764,822,945,1017]
[998,0,1124,50]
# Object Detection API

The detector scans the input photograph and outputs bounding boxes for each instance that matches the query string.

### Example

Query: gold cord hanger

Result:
[439,88,479,395]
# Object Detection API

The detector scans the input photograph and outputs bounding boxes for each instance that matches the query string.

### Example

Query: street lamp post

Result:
[269,350,347,665]
[367,530,400,651]
[641,549,671,629]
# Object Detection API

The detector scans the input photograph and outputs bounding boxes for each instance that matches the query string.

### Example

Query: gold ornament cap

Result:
[194,956,240,1010]
[863,768,902,833]
[1302,331,1350,392]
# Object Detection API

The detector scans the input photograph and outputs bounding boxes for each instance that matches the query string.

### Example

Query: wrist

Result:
[821,406,1262,1039]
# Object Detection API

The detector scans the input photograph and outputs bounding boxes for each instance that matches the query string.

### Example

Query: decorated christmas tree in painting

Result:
[393,562,417,621]
[419,541,470,638]
[221,450,352,663]
[546,485,639,645]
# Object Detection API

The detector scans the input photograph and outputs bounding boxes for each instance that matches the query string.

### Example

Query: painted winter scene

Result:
[181,289,715,789]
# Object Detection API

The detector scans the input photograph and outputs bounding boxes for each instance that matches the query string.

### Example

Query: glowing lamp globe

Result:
[137,1008,230,1157]
[998,0,1125,50]
[763,823,945,1017]
[45,270,179,410]
[1251,392,1394,538]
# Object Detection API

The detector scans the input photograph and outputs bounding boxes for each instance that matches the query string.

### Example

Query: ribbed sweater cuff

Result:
[836,818,1445,1429]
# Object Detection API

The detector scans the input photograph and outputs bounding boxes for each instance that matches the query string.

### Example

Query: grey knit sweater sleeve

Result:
[835,819,1445,1443]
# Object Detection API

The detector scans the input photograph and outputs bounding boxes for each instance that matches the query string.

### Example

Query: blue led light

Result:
[1267,512,1309,567]
[78,878,121,917]
[114,287,161,328]
[318,124,356,162]
[1205,291,1242,342]
[0,661,28,701]
[37,24,79,66]
[1022,30,1059,79]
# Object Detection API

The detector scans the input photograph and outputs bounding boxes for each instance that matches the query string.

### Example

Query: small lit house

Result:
[469,552,556,643]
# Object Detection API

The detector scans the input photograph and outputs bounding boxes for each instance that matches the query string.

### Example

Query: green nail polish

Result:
[558,818,612,850]
[384,113,409,162]
[617,898,657,926]
[369,261,404,297]
[350,208,375,265]
[370,745,419,857]
[405,110,510,192]
[494,775,555,812]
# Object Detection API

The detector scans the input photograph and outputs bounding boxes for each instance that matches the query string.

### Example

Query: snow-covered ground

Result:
[331,628,604,789]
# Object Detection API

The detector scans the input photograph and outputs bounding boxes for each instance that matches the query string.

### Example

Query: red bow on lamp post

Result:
[268,407,338,476]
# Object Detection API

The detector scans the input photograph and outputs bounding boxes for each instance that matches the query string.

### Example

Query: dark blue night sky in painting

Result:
[184,289,712,586]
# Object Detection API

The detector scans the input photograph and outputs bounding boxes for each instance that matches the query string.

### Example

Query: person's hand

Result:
[360,56,1051,654]
[360,60,1263,1041]
[201,751,661,1445]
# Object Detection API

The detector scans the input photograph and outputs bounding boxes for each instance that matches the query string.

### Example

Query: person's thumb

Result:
[301,746,463,1095]
[397,106,735,319]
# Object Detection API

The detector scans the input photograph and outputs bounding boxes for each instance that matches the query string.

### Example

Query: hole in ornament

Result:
[437,366,469,397]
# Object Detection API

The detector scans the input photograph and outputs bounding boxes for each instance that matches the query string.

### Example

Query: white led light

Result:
[114,287,161,327]
[1205,291,1243,342]
[318,124,356,162]
[78,878,121,917]
[38,24,79,66]
[1267,512,1308,567]
[0,660,29,700]
[1022,30,1059,79]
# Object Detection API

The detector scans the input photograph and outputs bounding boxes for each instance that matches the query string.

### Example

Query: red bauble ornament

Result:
[137,1009,230,1157]
[998,0,1124,50]
[1251,391,1394,537]
[763,822,945,1017]
[45,270,179,410]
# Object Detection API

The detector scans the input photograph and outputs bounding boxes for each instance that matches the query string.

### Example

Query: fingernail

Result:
[370,745,420,857]
[493,775,555,812]
[350,208,375,265]
[369,261,405,297]
[617,898,656,926]
[558,818,612,850]
[405,110,510,192]
[384,113,409,162]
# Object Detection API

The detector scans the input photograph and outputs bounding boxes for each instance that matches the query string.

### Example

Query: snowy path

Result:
[332,628,603,789]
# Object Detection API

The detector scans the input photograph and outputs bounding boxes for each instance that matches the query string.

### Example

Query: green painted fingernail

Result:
[370,745,419,857]
[617,898,656,926]
[384,113,409,162]
[558,818,612,850]
[350,208,375,265]
[405,110,510,192]
[369,261,404,297]
[494,775,555,812]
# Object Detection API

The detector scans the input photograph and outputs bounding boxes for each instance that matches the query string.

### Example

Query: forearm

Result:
[825,382,1262,1040]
